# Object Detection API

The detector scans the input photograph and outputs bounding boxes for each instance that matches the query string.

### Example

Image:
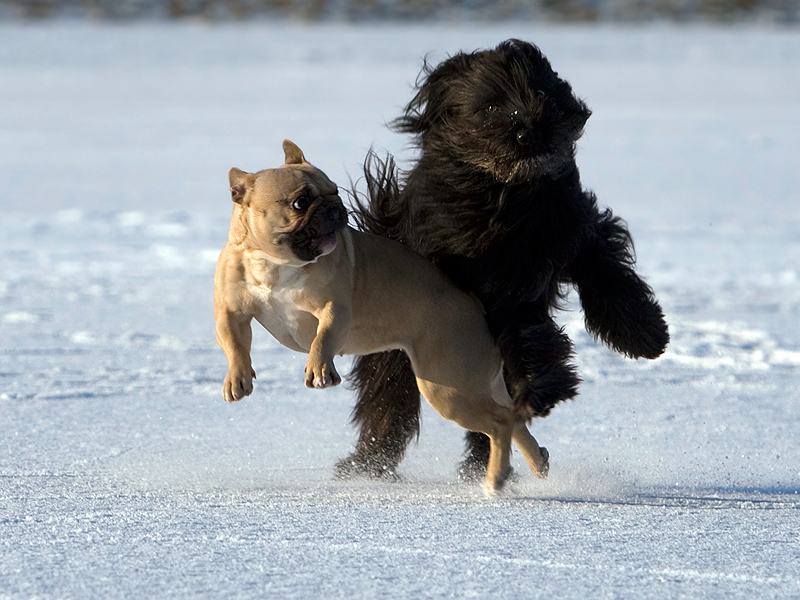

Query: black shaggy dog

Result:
[336,39,669,481]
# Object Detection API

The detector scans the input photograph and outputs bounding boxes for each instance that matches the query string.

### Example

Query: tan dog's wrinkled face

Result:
[229,141,348,265]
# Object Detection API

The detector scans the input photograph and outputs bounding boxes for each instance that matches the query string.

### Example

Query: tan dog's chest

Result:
[245,259,321,354]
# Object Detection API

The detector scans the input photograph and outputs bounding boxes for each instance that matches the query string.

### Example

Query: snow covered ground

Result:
[1,21,799,599]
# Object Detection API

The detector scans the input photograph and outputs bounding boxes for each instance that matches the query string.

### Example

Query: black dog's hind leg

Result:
[570,209,669,359]
[335,350,421,480]
[459,305,581,481]
[458,432,492,482]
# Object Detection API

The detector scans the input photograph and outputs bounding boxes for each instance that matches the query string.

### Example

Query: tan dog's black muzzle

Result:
[288,198,348,263]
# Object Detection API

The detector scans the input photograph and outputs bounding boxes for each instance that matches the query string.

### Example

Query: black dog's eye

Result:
[292,195,311,212]
[486,104,499,114]
[536,90,546,99]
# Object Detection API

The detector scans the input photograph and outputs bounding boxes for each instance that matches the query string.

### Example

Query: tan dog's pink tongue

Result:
[315,232,337,257]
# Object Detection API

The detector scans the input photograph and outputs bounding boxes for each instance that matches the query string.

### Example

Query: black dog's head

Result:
[394,39,591,183]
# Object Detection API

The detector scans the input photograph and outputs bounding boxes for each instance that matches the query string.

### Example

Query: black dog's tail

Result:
[347,150,407,244]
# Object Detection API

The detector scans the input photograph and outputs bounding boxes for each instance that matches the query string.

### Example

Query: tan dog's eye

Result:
[292,195,311,212]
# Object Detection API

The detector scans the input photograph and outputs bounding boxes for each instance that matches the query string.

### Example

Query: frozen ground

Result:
[1,22,799,599]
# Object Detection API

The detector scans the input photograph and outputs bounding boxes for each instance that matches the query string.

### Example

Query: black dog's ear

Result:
[393,53,474,135]
[229,168,254,204]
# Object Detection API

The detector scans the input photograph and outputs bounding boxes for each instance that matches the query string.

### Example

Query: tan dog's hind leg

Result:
[483,417,514,496]
[417,379,515,495]
[446,407,515,496]
[512,421,550,479]
[490,367,550,480]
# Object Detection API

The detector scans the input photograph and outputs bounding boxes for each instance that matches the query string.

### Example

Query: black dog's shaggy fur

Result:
[335,39,669,481]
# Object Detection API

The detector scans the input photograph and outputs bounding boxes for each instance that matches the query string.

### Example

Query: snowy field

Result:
[1,21,799,599]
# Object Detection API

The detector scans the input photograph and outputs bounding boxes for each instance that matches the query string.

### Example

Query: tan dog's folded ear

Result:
[229,168,254,204]
[283,140,307,165]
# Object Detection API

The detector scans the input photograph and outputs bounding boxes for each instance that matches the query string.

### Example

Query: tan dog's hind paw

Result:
[304,360,341,389]
[482,464,516,499]
[222,367,255,402]
[535,447,550,479]
[483,482,501,499]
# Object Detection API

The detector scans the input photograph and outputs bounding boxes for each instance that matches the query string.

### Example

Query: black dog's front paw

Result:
[632,309,670,359]
[581,276,670,360]
[604,297,669,359]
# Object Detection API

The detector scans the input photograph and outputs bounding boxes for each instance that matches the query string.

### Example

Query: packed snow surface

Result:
[1,22,799,599]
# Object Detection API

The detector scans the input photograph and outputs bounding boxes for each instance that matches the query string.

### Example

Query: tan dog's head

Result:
[228,141,348,266]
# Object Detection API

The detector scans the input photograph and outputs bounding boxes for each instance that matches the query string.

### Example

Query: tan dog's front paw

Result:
[223,367,256,402]
[304,359,341,389]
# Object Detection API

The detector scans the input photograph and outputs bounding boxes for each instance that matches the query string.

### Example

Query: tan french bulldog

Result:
[214,140,549,494]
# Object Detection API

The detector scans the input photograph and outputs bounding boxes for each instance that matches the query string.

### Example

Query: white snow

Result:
[1,21,799,600]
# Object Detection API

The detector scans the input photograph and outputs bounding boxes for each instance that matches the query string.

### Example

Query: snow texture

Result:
[1,22,799,600]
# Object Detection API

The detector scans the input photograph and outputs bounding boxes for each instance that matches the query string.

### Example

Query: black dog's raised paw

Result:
[604,301,670,360]
[634,316,670,360]
[580,269,670,360]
